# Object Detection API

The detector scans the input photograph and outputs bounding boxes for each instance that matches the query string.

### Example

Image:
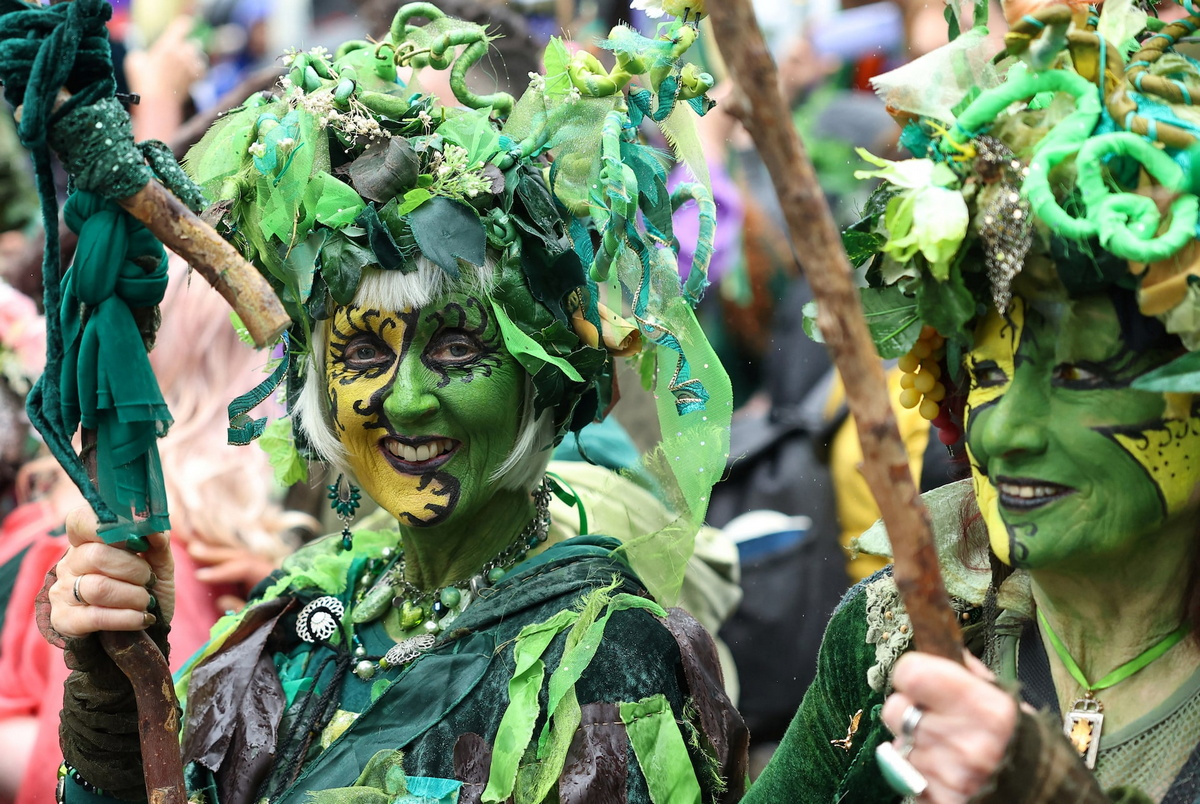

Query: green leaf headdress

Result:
[837,0,1200,438]
[186,1,730,601]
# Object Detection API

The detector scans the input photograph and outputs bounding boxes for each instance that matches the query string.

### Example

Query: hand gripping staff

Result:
[0,1,290,800]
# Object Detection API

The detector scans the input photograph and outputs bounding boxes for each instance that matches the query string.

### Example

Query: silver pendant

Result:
[1063,696,1104,769]
[380,634,436,669]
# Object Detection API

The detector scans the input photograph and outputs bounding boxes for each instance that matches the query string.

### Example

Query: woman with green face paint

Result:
[41,4,745,803]
[745,3,1200,803]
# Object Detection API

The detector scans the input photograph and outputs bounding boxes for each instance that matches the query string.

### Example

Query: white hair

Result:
[293,260,555,494]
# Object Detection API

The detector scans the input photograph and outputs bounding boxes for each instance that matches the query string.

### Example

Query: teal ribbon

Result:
[58,190,172,549]
[228,335,289,445]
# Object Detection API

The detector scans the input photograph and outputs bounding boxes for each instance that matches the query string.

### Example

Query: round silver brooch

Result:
[296,596,345,643]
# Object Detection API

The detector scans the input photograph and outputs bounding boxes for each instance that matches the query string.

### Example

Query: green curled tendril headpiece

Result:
[844,0,1200,392]
[186,2,732,574]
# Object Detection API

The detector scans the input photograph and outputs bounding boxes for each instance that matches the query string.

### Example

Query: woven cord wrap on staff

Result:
[0,0,208,546]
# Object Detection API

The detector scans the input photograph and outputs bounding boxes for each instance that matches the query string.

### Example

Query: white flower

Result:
[854,148,968,281]
[630,0,705,19]
[248,142,266,158]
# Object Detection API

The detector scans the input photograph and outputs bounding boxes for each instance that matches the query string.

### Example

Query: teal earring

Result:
[328,474,362,551]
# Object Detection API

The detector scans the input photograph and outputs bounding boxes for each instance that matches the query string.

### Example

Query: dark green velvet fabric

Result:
[743,581,894,804]
[176,535,709,804]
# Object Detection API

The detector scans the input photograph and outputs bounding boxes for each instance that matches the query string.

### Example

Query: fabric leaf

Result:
[408,197,487,277]
[320,232,375,305]
[490,301,584,382]
[347,137,420,203]
[306,172,365,228]
[619,694,702,804]
[396,188,432,216]
[437,110,502,168]
[1132,350,1200,392]
[258,417,308,486]
[482,609,579,802]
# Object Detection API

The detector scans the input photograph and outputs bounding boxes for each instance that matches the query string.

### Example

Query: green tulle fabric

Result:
[184,1,732,603]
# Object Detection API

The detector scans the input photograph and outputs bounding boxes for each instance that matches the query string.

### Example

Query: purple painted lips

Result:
[996,476,1076,510]
[380,435,460,473]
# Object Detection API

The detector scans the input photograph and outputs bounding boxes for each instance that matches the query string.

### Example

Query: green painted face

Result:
[964,294,1200,569]
[325,292,524,528]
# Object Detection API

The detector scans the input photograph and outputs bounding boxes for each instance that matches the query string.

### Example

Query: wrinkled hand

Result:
[880,652,1017,803]
[49,508,175,639]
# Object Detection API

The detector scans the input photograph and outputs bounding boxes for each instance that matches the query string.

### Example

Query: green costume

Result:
[746,481,1194,804]
[158,530,745,804]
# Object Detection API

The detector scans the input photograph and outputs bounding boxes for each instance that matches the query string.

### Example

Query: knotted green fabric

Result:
[59,191,172,548]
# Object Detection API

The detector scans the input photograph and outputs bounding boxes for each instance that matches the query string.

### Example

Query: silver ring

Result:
[900,704,924,741]
[72,576,89,606]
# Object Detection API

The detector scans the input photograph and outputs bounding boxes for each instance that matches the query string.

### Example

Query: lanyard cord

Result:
[1037,608,1191,693]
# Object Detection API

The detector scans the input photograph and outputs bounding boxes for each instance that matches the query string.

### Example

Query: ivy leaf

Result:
[408,197,486,278]
[915,266,975,343]
[860,285,921,358]
[843,230,886,267]
[258,417,308,486]
[320,232,375,304]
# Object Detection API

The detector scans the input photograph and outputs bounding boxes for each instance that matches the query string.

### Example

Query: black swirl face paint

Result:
[324,293,524,528]
[964,296,1200,569]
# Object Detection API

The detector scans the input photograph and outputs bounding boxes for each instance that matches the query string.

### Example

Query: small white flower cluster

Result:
[281,45,331,67]
[290,84,391,141]
[429,145,493,199]
[527,72,547,93]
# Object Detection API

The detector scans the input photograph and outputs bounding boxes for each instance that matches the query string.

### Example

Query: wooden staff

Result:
[17,90,290,348]
[707,1,963,661]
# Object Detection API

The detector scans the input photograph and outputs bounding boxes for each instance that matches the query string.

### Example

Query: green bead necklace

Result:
[348,480,551,680]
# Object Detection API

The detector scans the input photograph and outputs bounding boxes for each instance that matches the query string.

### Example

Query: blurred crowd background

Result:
[1,0,1185,800]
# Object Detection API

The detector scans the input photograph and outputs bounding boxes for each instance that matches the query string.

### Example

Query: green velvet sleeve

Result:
[744,581,895,803]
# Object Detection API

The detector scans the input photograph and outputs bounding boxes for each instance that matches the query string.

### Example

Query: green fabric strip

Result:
[482,608,580,802]
[520,588,667,803]
[620,694,702,804]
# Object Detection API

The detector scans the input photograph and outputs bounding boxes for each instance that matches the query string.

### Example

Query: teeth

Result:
[387,439,454,462]
[998,482,1063,499]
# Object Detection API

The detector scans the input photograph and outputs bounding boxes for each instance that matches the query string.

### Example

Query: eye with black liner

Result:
[969,359,1008,389]
[1052,362,1106,389]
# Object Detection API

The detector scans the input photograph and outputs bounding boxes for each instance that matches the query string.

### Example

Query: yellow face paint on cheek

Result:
[325,305,461,527]
[1110,415,1200,519]
[964,301,1024,564]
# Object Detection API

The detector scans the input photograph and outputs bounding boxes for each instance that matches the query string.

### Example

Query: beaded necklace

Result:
[292,480,553,680]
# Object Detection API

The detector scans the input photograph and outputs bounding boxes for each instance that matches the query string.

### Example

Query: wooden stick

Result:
[117,179,289,347]
[15,93,290,348]
[707,1,963,661]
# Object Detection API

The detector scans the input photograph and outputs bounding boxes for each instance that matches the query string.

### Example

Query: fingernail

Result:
[146,572,158,589]
[142,611,157,628]
[147,594,157,611]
